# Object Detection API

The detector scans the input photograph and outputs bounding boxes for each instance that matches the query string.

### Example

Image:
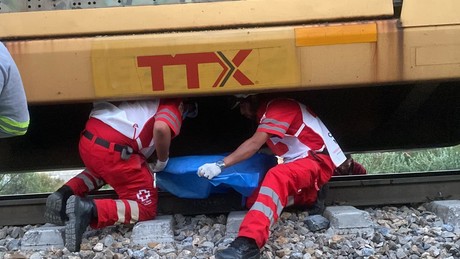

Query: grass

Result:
[1,145,458,195]
[352,145,460,174]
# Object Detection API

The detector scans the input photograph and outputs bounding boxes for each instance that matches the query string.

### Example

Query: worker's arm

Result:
[150,120,171,172]
[197,131,271,179]
[0,43,29,138]
[223,131,270,167]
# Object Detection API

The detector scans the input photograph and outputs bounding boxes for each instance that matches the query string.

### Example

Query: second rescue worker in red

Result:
[197,95,356,259]
[45,98,197,252]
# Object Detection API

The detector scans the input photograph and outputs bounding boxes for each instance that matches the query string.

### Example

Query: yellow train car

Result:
[0,0,459,172]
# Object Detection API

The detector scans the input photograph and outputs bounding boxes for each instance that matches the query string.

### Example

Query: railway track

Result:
[1,170,459,226]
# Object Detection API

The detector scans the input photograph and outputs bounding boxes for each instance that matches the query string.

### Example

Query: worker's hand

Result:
[197,163,222,179]
[149,158,169,173]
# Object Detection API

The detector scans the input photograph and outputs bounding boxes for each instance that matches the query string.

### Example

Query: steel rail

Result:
[326,170,460,207]
[1,170,459,226]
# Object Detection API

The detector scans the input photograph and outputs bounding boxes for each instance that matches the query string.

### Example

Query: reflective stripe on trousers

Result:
[77,134,158,229]
[238,154,334,248]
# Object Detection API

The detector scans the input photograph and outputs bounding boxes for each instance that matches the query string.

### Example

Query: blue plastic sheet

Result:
[156,153,277,199]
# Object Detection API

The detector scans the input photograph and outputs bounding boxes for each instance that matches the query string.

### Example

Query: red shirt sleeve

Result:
[256,99,299,138]
[154,99,182,138]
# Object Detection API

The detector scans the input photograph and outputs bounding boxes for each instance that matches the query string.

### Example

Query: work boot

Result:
[65,195,97,252]
[216,236,260,259]
[306,184,329,215]
[44,185,74,225]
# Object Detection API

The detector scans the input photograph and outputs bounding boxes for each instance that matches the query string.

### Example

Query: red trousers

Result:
[239,153,334,248]
[65,134,157,229]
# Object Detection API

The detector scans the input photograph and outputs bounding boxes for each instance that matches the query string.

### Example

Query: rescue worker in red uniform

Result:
[197,95,365,259]
[45,98,197,252]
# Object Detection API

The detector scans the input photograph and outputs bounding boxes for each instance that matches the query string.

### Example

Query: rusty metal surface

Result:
[0,0,393,40]
[326,171,460,207]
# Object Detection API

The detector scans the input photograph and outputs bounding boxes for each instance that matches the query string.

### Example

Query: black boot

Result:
[306,184,329,215]
[216,236,260,259]
[65,195,97,252]
[44,185,74,225]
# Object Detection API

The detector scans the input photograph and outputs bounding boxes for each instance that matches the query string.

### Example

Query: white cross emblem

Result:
[137,189,151,202]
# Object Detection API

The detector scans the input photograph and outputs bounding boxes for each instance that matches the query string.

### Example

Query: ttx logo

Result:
[137,49,254,91]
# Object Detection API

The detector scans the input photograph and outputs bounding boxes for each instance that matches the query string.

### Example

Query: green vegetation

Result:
[0,172,64,195]
[0,145,458,195]
[353,145,460,174]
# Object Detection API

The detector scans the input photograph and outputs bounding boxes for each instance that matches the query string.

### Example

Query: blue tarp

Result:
[156,153,277,199]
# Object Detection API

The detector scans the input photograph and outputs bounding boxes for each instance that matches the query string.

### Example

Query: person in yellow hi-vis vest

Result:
[0,42,29,138]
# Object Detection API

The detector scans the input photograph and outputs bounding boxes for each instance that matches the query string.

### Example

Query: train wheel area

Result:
[1,83,459,173]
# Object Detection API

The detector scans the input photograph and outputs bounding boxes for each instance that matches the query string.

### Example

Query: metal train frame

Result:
[0,0,459,172]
